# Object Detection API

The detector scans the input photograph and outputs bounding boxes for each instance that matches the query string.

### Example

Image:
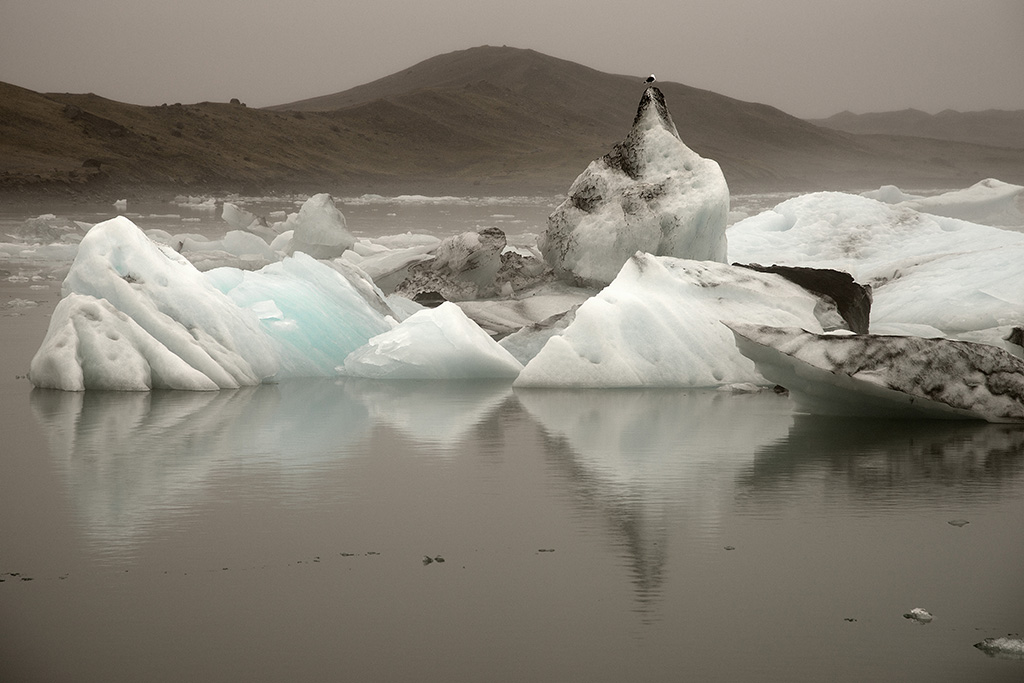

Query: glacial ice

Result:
[513,254,828,388]
[729,323,1024,422]
[728,191,1024,352]
[17,176,1024,401]
[31,216,279,390]
[862,178,1024,227]
[341,302,524,380]
[280,193,355,259]
[540,86,729,285]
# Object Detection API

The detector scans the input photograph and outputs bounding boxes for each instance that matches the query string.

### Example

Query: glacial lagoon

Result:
[2,195,1023,682]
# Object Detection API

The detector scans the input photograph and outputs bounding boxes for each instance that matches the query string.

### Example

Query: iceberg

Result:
[728,191,1024,349]
[862,178,1024,227]
[514,254,829,388]
[281,193,355,259]
[974,635,1024,659]
[342,302,523,380]
[540,86,729,286]
[30,216,279,390]
[395,227,508,301]
[728,323,1024,423]
[206,253,395,378]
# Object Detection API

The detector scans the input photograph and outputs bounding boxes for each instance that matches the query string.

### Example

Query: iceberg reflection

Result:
[740,416,1024,503]
[29,379,513,555]
[516,389,793,611]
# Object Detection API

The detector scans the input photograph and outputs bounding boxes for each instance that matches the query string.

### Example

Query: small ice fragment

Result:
[947,519,970,527]
[974,634,1024,659]
[903,608,933,623]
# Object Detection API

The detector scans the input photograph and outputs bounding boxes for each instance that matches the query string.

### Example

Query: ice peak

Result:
[632,86,679,138]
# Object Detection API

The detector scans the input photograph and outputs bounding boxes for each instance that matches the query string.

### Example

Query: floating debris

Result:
[947,519,970,527]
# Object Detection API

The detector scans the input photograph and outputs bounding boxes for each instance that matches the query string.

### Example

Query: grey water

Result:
[1,198,1023,682]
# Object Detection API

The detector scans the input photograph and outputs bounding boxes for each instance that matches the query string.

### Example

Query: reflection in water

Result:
[29,379,513,556]
[515,389,794,613]
[741,416,1024,505]
[341,379,513,447]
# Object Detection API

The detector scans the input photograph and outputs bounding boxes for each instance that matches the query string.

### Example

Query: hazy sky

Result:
[2,0,1022,118]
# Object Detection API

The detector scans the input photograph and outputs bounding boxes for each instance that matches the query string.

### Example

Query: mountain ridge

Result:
[2,45,1023,198]
[809,107,1024,150]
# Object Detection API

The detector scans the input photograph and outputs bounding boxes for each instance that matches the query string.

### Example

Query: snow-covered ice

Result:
[862,178,1024,227]
[728,191,1024,352]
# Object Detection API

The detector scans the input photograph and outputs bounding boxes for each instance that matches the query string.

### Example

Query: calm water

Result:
[2,198,1023,682]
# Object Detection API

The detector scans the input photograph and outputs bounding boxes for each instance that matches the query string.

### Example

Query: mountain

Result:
[3,45,1023,198]
[809,108,1024,150]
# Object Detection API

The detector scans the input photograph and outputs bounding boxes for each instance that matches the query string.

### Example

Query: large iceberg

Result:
[30,217,279,391]
[540,86,729,286]
[728,191,1024,351]
[29,216,397,390]
[729,323,1024,423]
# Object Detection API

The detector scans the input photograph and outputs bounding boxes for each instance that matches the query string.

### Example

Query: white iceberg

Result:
[514,254,827,388]
[863,178,1024,227]
[728,323,1024,423]
[728,191,1024,349]
[342,302,523,380]
[281,193,355,259]
[30,216,279,390]
[540,86,729,285]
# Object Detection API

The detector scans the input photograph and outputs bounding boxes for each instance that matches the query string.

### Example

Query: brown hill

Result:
[3,46,1023,199]
[809,108,1024,150]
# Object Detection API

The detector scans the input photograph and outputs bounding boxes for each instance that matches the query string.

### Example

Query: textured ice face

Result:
[540,87,729,286]
[728,191,1024,348]
[31,216,279,390]
[341,302,524,380]
[514,254,826,388]
[729,323,1024,423]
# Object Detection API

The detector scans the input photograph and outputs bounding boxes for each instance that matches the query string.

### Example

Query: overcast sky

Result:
[2,0,1022,118]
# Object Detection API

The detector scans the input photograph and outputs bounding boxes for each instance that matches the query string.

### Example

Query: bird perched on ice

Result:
[645,74,656,84]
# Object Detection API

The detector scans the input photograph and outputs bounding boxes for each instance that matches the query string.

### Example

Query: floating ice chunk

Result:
[341,240,438,293]
[174,195,217,211]
[541,86,729,285]
[395,227,507,300]
[341,302,524,380]
[729,323,1024,422]
[974,635,1024,659]
[31,216,278,391]
[283,193,355,259]
[728,191,1024,335]
[206,252,394,378]
[864,178,1024,227]
[113,198,127,211]
[903,608,934,623]
[514,254,825,388]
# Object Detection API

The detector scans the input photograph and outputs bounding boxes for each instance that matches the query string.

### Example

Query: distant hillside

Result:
[809,108,1024,149]
[3,46,1024,198]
